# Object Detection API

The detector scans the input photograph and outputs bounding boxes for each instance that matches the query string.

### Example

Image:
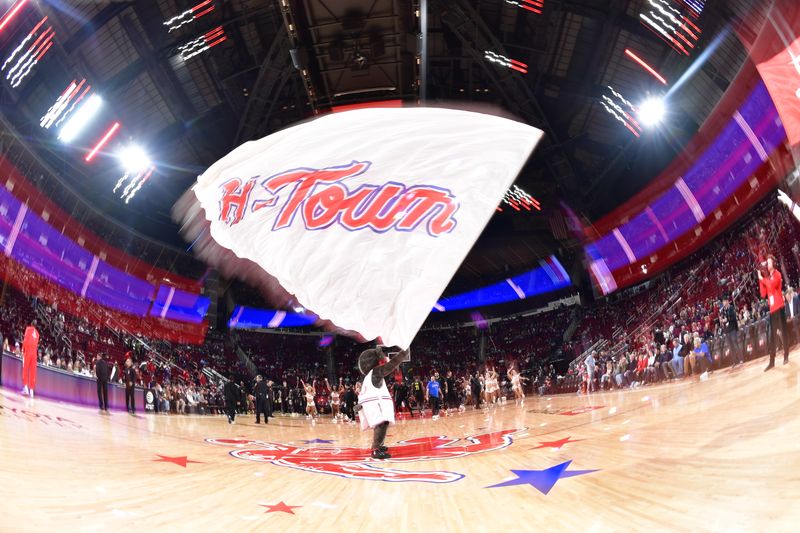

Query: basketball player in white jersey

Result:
[356,345,408,459]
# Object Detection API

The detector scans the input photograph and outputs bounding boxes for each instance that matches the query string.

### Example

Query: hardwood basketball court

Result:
[2,353,799,532]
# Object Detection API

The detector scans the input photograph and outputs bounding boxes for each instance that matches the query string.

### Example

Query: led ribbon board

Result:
[585,81,785,293]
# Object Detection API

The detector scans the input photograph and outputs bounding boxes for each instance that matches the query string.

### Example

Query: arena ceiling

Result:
[0,0,764,293]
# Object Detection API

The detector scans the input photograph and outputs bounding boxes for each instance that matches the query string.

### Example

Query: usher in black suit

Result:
[95,357,110,411]
[123,366,137,413]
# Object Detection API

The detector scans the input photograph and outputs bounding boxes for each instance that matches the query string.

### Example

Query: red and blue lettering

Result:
[216,161,459,237]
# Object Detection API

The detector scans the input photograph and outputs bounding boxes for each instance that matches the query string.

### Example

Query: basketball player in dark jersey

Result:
[444,370,458,414]
[410,376,425,417]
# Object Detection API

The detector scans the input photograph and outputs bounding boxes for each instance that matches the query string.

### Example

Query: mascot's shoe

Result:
[377,445,389,453]
[371,448,391,460]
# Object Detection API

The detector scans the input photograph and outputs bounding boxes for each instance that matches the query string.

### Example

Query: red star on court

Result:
[530,436,584,450]
[260,501,302,514]
[152,455,203,467]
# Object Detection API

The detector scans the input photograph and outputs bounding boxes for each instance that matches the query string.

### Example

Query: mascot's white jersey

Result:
[358,370,395,430]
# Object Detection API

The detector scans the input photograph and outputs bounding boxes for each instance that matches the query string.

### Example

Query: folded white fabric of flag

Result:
[190,107,543,348]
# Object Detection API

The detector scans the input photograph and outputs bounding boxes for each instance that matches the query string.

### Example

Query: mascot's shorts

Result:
[358,397,395,430]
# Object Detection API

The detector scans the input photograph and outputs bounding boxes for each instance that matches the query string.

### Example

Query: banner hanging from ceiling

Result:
[176,107,542,348]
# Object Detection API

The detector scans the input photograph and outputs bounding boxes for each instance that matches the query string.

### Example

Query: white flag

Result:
[185,107,542,348]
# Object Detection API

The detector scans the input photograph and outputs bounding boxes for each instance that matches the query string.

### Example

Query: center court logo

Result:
[216,160,459,237]
[206,428,524,483]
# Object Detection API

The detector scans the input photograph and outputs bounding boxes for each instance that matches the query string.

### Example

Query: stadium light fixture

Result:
[601,86,642,137]
[638,97,666,127]
[0,0,29,34]
[624,49,667,85]
[85,122,121,162]
[58,94,103,143]
[117,144,151,175]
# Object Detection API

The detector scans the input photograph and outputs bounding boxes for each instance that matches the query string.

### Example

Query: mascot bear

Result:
[357,345,408,459]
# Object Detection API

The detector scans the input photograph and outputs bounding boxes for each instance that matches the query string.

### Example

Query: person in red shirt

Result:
[21,320,40,398]
[759,255,790,371]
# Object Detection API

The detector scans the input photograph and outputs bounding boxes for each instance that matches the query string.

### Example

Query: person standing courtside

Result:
[223,378,238,424]
[720,294,744,368]
[266,380,275,419]
[253,375,269,424]
[470,371,482,409]
[123,357,137,414]
[585,350,596,393]
[426,373,442,420]
[95,354,110,413]
[21,320,39,398]
[760,255,790,371]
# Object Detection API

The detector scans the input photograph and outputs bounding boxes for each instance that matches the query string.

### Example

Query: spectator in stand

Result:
[786,285,800,320]
[614,355,629,388]
[760,256,790,371]
[720,294,744,368]
[175,387,187,414]
[674,334,690,377]
[645,349,659,384]
[654,325,665,346]
[162,386,172,413]
[186,387,198,413]
[600,359,614,390]
[626,351,638,385]
[686,337,710,377]
[196,389,207,414]
[658,344,676,380]
[636,351,648,383]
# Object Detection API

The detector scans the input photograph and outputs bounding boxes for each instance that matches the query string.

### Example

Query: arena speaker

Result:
[329,39,345,62]
[342,9,365,31]
[369,32,385,58]
[290,47,308,70]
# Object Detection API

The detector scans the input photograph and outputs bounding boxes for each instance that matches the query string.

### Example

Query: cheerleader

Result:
[507,367,527,405]
[330,378,343,421]
[301,379,317,419]
[484,367,498,405]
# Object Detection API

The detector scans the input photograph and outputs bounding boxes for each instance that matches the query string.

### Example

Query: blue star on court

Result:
[486,460,599,495]
[298,438,335,444]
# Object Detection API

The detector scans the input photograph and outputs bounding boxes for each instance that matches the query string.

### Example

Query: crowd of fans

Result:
[2,141,205,280]
[2,195,800,416]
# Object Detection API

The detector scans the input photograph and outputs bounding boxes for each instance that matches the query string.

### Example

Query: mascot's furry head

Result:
[358,347,385,375]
